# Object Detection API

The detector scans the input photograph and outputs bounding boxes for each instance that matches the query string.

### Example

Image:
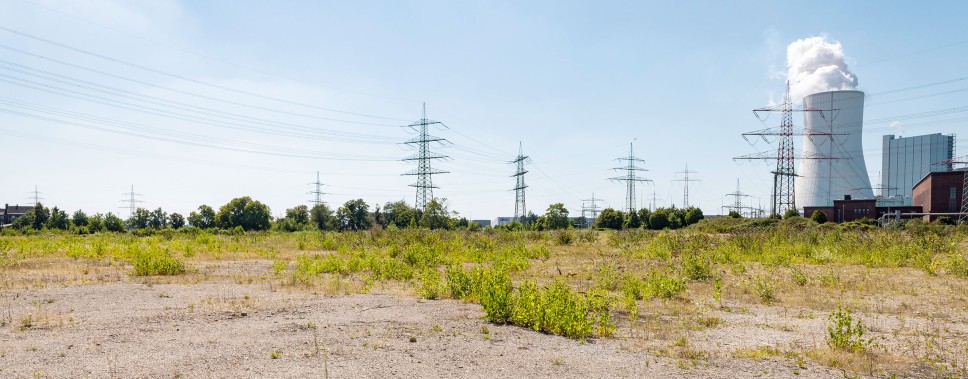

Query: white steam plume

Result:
[787,36,858,101]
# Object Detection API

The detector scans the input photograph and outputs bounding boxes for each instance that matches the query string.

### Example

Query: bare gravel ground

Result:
[0,278,850,379]
[1,257,965,378]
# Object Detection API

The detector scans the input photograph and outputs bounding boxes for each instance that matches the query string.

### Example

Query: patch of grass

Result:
[270,350,281,359]
[790,266,808,286]
[696,315,723,328]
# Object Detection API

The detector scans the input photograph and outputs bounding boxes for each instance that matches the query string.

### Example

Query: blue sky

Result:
[2,0,967,220]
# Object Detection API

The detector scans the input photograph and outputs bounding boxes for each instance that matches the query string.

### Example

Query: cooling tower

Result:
[794,90,874,207]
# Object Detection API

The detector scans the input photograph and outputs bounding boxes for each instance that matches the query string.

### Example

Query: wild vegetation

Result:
[2,208,967,377]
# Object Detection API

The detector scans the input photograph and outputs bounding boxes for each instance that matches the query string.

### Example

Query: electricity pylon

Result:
[402,103,449,210]
[610,143,652,213]
[120,185,143,218]
[674,164,700,208]
[511,142,530,221]
[308,171,328,206]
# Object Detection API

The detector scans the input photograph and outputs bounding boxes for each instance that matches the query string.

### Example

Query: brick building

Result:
[912,170,967,221]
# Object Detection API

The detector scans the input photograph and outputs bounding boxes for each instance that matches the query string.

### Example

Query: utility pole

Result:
[120,185,143,218]
[581,192,604,220]
[401,103,449,210]
[673,164,700,208]
[735,81,837,217]
[610,142,652,213]
[308,171,328,206]
[28,185,44,205]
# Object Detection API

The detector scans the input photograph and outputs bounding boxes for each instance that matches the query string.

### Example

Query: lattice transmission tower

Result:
[610,143,652,213]
[723,179,755,217]
[581,193,604,220]
[674,164,700,208]
[28,185,44,205]
[735,81,837,217]
[510,142,530,221]
[402,103,450,210]
[120,185,143,217]
[308,171,329,206]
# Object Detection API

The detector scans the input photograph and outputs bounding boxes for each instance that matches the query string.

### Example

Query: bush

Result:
[810,210,828,224]
[479,269,514,323]
[132,250,186,276]
[445,265,474,300]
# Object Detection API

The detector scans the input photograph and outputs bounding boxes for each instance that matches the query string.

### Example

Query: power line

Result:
[401,103,450,210]
[17,0,419,104]
[0,26,410,122]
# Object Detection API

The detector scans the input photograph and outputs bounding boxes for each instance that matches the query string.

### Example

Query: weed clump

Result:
[827,306,873,352]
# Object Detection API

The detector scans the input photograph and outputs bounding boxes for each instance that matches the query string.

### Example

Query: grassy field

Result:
[1,218,967,377]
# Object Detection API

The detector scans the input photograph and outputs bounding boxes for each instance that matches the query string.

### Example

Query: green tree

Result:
[169,213,186,229]
[31,203,49,230]
[149,208,168,229]
[128,208,151,230]
[783,208,801,219]
[188,205,217,229]
[382,201,418,229]
[637,208,652,229]
[309,203,334,230]
[419,199,450,229]
[88,213,104,233]
[684,207,704,226]
[285,205,310,225]
[649,209,670,230]
[104,213,125,232]
[12,211,34,230]
[216,197,272,231]
[544,203,570,230]
[624,209,641,229]
[727,210,742,219]
[810,210,828,224]
[72,210,89,227]
[335,199,370,231]
[48,207,70,230]
[594,208,624,230]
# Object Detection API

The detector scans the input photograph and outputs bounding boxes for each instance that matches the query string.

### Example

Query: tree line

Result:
[6,196,704,234]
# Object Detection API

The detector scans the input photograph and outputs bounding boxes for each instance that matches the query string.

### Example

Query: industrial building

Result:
[795,90,874,207]
[881,133,954,204]
[912,170,967,221]
[804,170,966,223]
[804,197,921,223]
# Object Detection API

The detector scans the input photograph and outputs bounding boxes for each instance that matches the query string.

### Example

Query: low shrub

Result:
[131,249,186,276]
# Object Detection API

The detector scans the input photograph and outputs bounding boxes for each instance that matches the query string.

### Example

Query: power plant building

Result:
[880,134,954,205]
[795,90,874,207]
